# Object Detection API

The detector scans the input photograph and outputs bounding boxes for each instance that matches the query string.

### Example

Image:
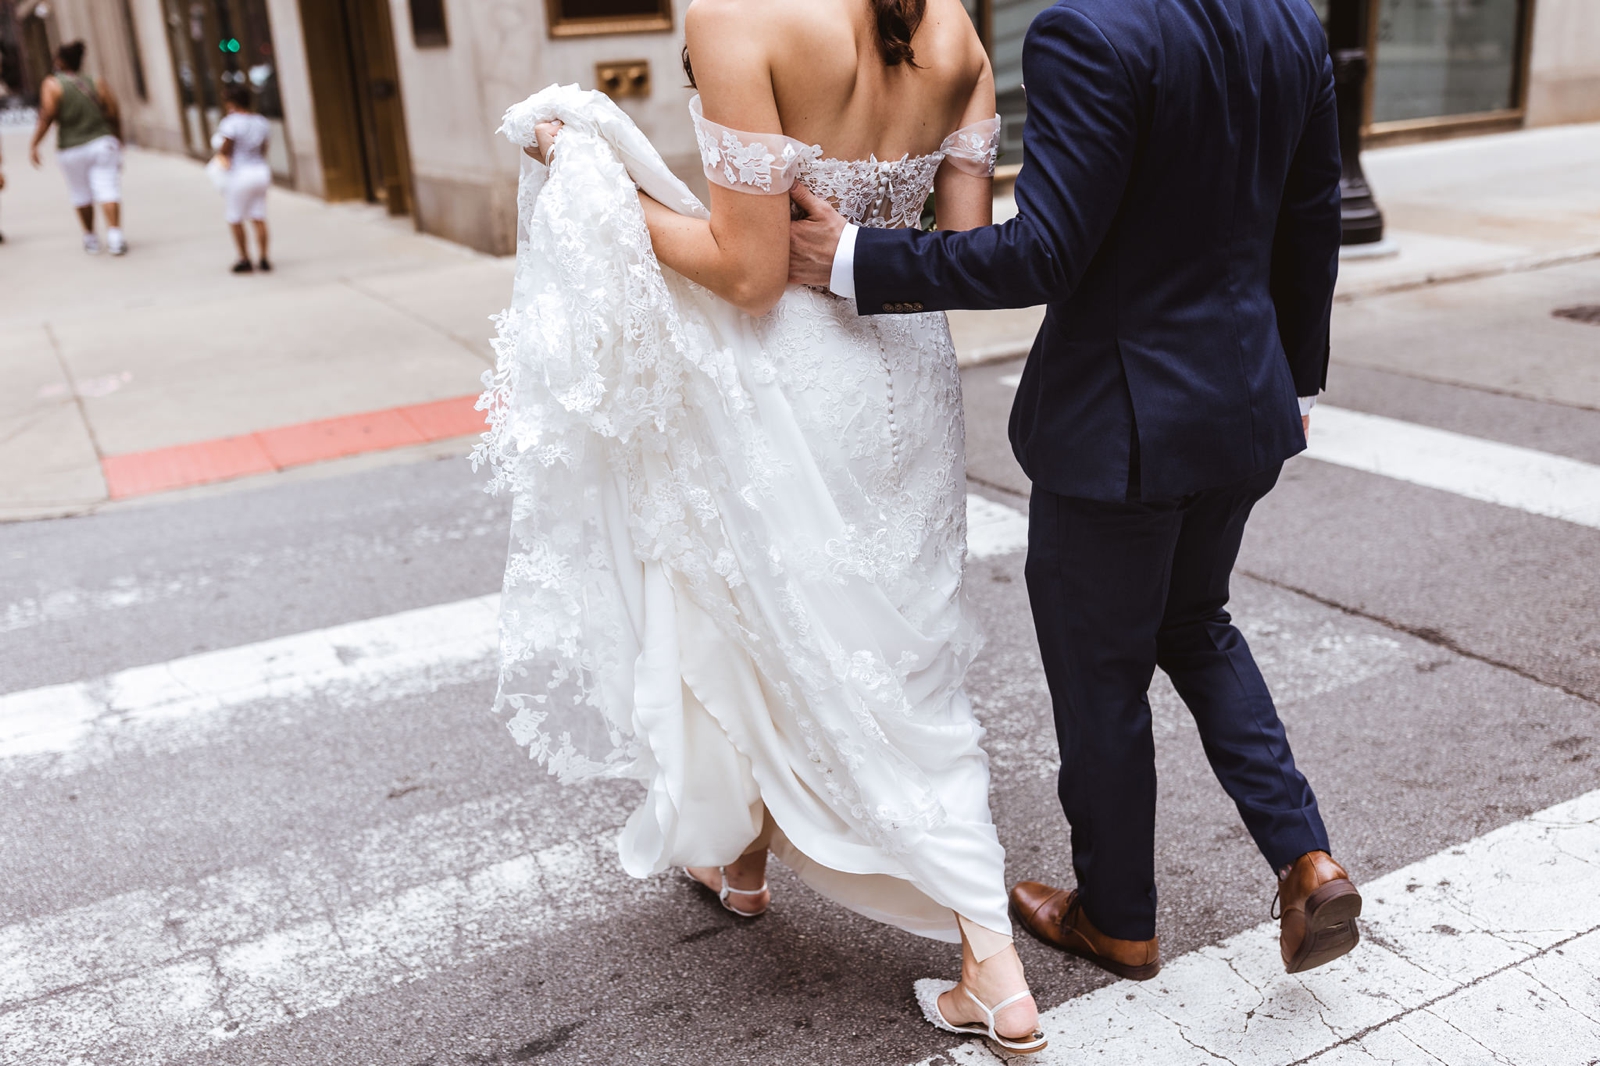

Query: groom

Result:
[789,0,1361,977]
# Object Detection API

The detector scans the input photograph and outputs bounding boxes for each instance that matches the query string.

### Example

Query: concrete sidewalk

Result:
[1337,121,1600,298]
[2,126,512,520]
[3,120,1597,521]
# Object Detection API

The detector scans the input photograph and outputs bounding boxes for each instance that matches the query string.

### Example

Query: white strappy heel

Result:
[683,866,769,918]
[914,978,1048,1055]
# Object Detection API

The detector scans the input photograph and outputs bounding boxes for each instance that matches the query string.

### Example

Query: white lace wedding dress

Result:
[477,85,1010,946]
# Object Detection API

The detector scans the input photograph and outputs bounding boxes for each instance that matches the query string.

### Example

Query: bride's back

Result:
[686,0,988,160]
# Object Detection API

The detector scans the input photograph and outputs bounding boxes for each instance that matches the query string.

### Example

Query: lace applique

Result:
[940,115,1002,177]
[789,114,1003,228]
[690,95,820,195]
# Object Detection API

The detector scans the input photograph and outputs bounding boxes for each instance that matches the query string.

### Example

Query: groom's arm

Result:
[851,5,1140,314]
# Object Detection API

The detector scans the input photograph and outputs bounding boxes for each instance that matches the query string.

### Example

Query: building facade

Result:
[6,0,1597,254]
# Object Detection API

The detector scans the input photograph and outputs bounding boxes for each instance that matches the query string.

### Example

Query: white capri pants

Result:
[224,162,272,225]
[57,135,123,208]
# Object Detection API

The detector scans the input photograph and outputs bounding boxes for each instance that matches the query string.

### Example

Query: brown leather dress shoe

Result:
[1277,851,1362,973]
[1010,881,1161,980]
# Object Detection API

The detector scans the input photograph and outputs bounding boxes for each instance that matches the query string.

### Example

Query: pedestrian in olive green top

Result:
[30,40,126,256]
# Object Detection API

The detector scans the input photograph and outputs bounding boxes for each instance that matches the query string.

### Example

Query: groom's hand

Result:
[788,184,845,288]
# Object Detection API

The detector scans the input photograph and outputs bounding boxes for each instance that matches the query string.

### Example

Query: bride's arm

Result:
[640,1,790,317]
[933,45,998,233]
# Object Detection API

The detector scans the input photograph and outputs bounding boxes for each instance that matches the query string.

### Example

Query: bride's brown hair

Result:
[872,0,926,66]
[682,0,926,85]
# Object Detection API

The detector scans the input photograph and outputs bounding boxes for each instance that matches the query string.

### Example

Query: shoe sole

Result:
[1011,901,1162,981]
[1285,879,1362,974]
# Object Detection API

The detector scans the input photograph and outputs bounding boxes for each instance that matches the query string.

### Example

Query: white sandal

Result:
[684,866,769,918]
[914,978,1048,1055]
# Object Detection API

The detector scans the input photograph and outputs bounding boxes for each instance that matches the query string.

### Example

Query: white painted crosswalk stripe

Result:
[0,790,641,1065]
[914,788,1600,1066]
[1306,406,1600,530]
[0,495,1031,774]
[0,595,500,773]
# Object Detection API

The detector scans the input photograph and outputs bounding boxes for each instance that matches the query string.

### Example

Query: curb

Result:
[1335,244,1600,303]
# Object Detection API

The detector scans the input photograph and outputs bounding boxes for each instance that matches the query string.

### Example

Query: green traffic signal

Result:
[218,38,240,53]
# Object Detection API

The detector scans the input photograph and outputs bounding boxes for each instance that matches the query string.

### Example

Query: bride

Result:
[489,0,1042,1051]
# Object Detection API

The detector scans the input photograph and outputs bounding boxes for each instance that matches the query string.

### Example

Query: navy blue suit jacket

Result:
[854,0,1342,502]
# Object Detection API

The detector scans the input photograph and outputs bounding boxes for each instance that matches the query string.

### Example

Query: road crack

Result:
[1236,571,1599,707]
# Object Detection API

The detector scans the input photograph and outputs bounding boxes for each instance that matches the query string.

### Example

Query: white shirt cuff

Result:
[1299,394,1318,417]
[829,223,860,300]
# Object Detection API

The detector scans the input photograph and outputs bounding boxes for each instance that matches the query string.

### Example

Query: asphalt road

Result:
[2,261,1598,1066]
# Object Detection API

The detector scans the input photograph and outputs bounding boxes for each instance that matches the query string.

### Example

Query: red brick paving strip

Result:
[101,395,485,500]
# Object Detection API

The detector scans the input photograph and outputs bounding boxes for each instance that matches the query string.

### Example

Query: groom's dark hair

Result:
[872,0,925,67]
[681,0,925,85]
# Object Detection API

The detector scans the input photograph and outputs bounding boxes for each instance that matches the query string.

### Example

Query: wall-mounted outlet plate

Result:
[596,60,651,99]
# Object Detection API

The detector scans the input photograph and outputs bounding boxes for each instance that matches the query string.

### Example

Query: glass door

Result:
[161,0,212,155]
[160,0,291,180]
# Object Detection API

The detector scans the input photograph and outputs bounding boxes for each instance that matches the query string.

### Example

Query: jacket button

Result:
[882,303,894,312]
[912,302,924,311]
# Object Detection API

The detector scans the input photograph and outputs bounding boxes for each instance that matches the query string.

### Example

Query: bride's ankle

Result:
[726,849,768,886]
[960,947,1036,1027]
[963,944,1026,986]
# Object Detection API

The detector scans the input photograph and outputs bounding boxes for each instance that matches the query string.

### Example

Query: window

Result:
[408,0,447,47]
[544,0,672,39]
[1370,0,1526,123]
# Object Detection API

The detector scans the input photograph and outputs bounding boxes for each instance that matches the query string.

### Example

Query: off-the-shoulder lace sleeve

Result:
[939,115,1002,177]
[690,95,820,195]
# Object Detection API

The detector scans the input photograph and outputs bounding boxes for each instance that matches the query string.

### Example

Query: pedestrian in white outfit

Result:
[213,86,273,273]
[28,40,126,255]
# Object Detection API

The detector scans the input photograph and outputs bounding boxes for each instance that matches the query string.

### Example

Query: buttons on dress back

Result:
[879,339,901,467]
[871,162,893,225]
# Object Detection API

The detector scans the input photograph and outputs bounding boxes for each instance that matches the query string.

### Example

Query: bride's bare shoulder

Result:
[686,0,852,61]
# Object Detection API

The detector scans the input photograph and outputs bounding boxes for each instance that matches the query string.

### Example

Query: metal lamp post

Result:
[1327,0,1385,245]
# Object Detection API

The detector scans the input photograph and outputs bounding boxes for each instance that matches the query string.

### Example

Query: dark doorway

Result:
[297,0,413,215]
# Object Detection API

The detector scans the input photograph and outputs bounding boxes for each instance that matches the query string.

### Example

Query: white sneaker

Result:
[108,232,127,256]
[83,233,101,254]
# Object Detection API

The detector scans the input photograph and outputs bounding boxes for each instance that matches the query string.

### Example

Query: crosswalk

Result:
[0,492,1028,1063]
[4,411,1598,1064]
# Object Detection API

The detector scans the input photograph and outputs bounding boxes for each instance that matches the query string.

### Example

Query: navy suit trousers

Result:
[1024,464,1330,941]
